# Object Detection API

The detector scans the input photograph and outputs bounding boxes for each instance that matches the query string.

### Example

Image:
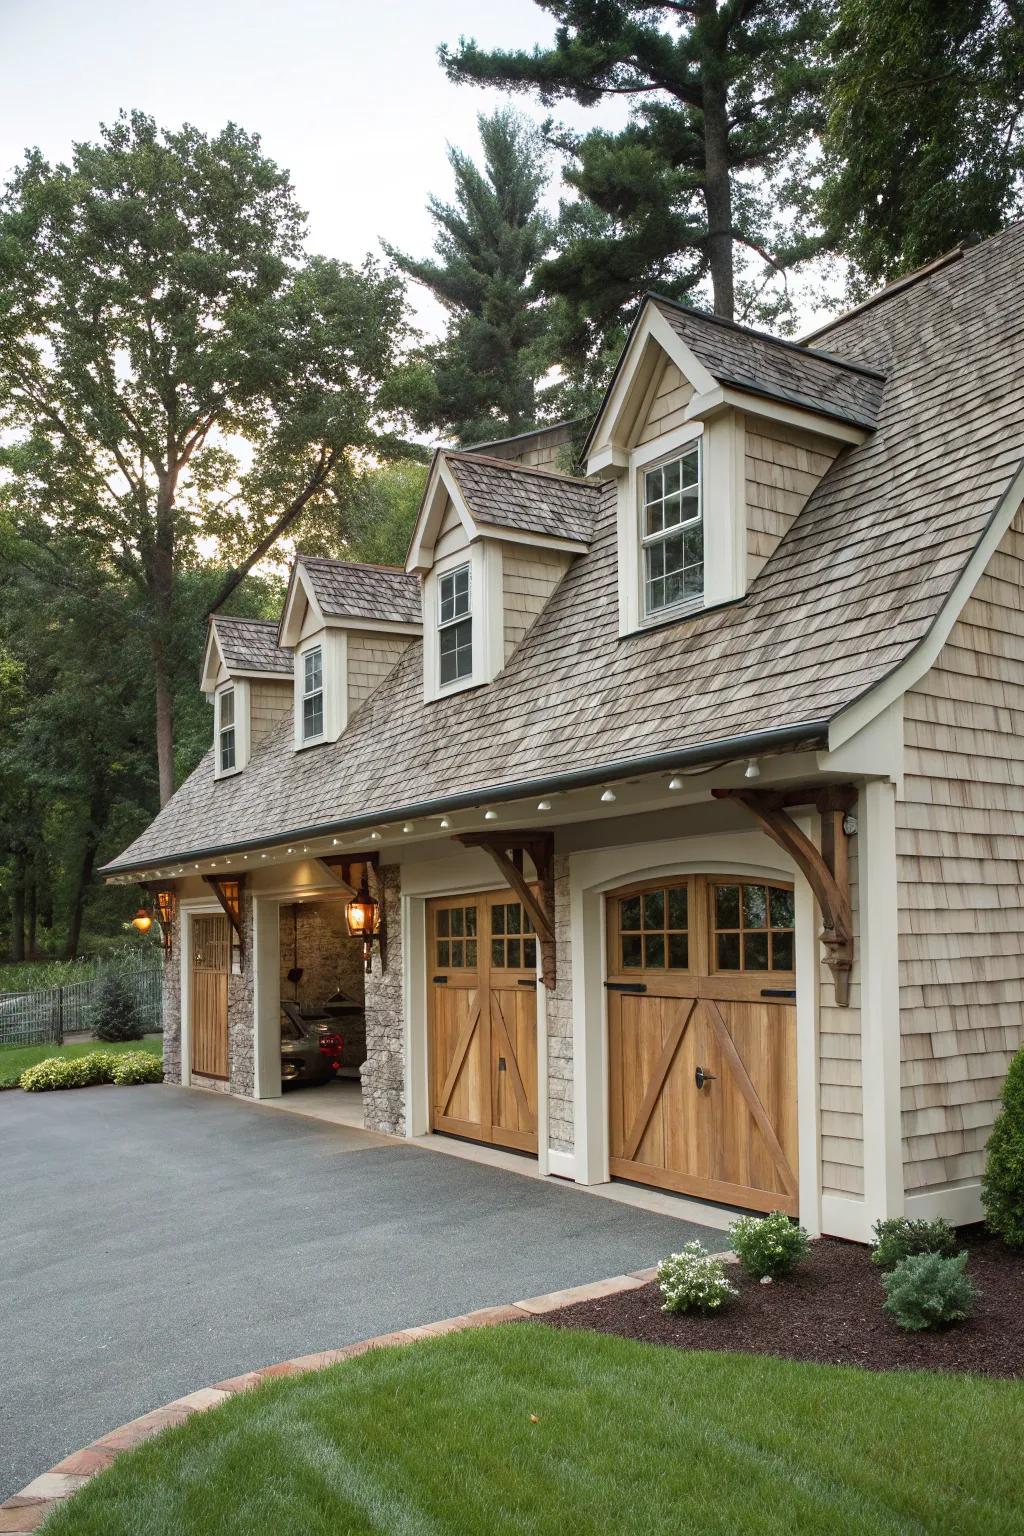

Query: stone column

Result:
[361,863,405,1134]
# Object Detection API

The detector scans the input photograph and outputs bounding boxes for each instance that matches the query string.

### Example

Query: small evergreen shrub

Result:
[982,1047,1024,1248]
[870,1216,959,1271]
[90,967,146,1042]
[881,1251,975,1332]
[110,1051,163,1085]
[20,1052,116,1091]
[657,1242,738,1315]
[729,1210,811,1279]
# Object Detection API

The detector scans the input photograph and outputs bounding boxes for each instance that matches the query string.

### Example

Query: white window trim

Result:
[213,679,250,779]
[293,630,347,750]
[423,542,503,702]
[638,440,704,624]
[301,643,325,744]
[437,561,473,689]
[616,411,747,636]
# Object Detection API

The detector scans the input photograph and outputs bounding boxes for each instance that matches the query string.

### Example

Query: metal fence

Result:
[0,963,164,1048]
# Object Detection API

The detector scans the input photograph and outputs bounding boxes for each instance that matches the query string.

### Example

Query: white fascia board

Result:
[199,623,226,694]
[407,457,479,574]
[278,561,327,649]
[829,459,1024,751]
[319,615,422,638]
[473,522,590,556]
[696,385,869,446]
[816,699,903,793]
[587,300,718,469]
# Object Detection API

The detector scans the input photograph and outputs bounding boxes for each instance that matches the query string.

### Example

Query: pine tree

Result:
[387,110,553,445]
[441,0,829,355]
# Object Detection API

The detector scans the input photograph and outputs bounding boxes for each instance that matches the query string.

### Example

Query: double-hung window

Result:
[218,688,236,773]
[641,444,703,619]
[302,645,324,741]
[438,564,472,687]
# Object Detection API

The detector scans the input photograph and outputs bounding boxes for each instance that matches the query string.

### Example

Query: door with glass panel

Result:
[606,875,798,1214]
[427,892,538,1153]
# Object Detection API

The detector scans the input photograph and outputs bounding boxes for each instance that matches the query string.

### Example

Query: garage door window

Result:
[712,881,794,972]
[491,901,536,969]
[435,904,478,969]
[616,883,689,970]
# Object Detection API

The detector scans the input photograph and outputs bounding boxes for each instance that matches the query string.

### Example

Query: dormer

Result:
[586,296,885,634]
[277,557,422,750]
[201,617,294,779]
[407,451,599,702]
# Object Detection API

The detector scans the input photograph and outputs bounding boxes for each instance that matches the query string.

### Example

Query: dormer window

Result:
[302,645,324,742]
[642,444,703,619]
[218,688,236,772]
[438,564,472,687]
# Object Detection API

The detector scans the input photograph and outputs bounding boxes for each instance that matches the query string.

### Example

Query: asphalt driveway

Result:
[1,1084,727,1498]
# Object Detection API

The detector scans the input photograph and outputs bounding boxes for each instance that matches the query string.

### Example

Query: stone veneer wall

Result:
[162,908,182,1084]
[361,863,404,1134]
[279,900,366,1074]
[545,853,574,1154]
[227,889,255,1097]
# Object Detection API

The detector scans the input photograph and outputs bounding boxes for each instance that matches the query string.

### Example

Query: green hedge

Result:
[20,1049,163,1092]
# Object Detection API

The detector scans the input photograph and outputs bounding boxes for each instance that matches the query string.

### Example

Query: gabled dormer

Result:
[201,617,294,779]
[586,295,885,634]
[277,557,422,750]
[407,451,600,701]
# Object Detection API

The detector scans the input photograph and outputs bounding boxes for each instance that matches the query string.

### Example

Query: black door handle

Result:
[695,1066,717,1090]
[605,982,647,993]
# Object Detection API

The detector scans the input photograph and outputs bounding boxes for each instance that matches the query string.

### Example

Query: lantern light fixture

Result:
[345,867,382,974]
[131,907,153,935]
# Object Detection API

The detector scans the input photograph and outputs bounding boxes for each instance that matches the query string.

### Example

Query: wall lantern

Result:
[141,887,177,953]
[131,907,153,935]
[345,867,382,974]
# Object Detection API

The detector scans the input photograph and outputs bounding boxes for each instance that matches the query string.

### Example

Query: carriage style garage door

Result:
[606,875,798,1214]
[191,913,230,1080]
[428,891,538,1153]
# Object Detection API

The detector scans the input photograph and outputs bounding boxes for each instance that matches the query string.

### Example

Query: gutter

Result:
[101,719,828,878]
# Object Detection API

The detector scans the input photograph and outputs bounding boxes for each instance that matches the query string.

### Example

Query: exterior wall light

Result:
[484,809,498,821]
[600,788,617,803]
[537,799,552,811]
[345,869,382,974]
[744,759,761,780]
[131,908,153,935]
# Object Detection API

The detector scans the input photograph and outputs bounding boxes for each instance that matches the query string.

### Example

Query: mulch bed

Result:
[538,1230,1024,1377]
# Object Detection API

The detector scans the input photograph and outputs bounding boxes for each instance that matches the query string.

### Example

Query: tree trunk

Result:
[9,846,26,962]
[152,479,177,806]
[699,8,735,322]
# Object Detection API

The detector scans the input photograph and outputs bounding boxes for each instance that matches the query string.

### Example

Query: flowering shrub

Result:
[657,1242,738,1315]
[19,1049,160,1091]
[729,1210,811,1279]
[110,1051,164,1085]
[881,1251,975,1331]
[870,1217,959,1271]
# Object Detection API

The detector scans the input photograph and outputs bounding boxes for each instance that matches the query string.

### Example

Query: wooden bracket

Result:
[712,785,857,1006]
[455,830,556,990]
[202,875,245,962]
[319,852,387,974]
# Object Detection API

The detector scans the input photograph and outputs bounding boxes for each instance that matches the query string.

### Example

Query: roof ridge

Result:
[467,417,585,452]
[297,554,415,578]
[648,292,886,381]
[212,614,281,629]
[446,450,598,490]
[798,244,970,344]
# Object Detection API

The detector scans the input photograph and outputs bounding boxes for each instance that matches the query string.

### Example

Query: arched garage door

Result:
[606,874,798,1214]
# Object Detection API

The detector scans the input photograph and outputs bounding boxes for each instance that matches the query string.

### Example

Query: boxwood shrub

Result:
[19,1049,161,1091]
[870,1217,959,1271]
[729,1210,811,1279]
[982,1047,1024,1249]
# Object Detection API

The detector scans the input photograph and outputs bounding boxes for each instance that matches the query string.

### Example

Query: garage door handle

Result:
[605,982,647,993]
[761,987,796,999]
[432,975,448,984]
[517,979,537,988]
[695,1066,717,1090]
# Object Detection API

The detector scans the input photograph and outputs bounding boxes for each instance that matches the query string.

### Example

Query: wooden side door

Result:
[427,891,539,1154]
[606,875,798,1214]
[191,914,229,1079]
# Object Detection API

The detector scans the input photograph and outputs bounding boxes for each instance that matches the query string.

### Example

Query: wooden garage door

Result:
[428,892,538,1153]
[607,875,798,1214]
[191,914,229,1080]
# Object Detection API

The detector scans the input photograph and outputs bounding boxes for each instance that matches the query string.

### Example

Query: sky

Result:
[0,0,632,338]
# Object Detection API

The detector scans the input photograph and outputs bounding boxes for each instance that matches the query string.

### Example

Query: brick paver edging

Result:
[0,1266,662,1532]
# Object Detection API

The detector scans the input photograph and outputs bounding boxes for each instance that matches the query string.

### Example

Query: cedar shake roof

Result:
[445,452,600,543]
[298,556,422,626]
[211,616,292,677]
[106,224,1024,873]
[652,297,886,430]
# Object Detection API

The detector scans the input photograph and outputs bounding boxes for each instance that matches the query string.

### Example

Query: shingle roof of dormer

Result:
[445,452,601,544]
[297,556,422,627]
[651,297,886,431]
[210,616,292,676]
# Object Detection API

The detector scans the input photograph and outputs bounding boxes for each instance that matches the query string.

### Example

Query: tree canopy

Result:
[387,110,554,445]
[0,111,412,803]
[820,0,1024,286]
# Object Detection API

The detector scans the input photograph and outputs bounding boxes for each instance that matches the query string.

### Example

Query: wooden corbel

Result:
[712,785,857,1006]
[319,853,387,973]
[203,874,245,963]
[454,830,556,990]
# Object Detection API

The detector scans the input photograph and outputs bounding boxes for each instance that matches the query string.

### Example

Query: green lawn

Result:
[0,1034,162,1087]
[44,1325,1023,1536]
